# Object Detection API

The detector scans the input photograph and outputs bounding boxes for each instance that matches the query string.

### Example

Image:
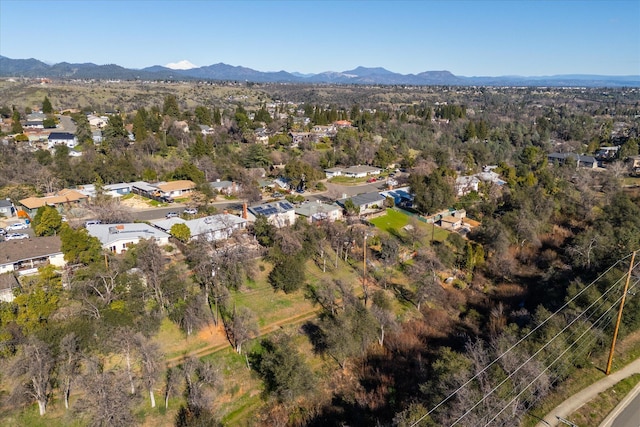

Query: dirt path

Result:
[165,307,320,367]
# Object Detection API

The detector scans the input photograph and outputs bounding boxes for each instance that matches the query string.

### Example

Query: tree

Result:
[58,332,81,410]
[268,254,306,293]
[11,337,54,416]
[252,333,314,402]
[227,306,259,355]
[42,117,56,128]
[42,96,53,114]
[76,359,137,427]
[133,239,168,311]
[170,223,191,243]
[59,223,103,265]
[163,94,180,118]
[135,334,163,408]
[32,205,63,236]
[177,357,223,427]
[11,109,23,134]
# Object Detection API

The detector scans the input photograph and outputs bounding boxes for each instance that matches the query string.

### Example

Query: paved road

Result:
[536,357,640,427]
[57,114,76,133]
[604,382,640,427]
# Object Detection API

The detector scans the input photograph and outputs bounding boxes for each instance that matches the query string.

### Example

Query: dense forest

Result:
[0,79,639,426]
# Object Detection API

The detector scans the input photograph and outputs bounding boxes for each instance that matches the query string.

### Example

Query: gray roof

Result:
[343,165,382,174]
[0,199,12,208]
[86,223,169,246]
[184,214,247,236]
[210,180,234,189]
[294,202,341,217]
[248,201,295,217]
[548,153,596,163]
[338,191,385,207]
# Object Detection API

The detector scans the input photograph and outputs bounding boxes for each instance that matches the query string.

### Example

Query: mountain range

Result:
[1,56,639,87]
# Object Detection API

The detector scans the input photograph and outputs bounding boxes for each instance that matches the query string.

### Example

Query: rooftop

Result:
[0,236,62,265]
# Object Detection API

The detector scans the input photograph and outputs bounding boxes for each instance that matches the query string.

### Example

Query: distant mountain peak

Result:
[165,60,198,70]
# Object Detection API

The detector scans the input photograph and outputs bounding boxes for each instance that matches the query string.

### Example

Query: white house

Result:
[455,175,480,196]
[47,132,78,149]
[86,223,170,254]
[294,201,343,223]
[341,165,382,178]
[153,214,247,242]
[0,236,66,275]
[247,201,296,228]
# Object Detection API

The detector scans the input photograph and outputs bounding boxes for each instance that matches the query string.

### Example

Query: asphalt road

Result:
[57,114,76,133]
[609,384,640,427]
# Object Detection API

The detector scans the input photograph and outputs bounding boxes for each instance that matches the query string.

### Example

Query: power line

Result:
[448,272,630,426]
[410,253,633,427]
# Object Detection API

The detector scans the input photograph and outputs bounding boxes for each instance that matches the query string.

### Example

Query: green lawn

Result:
[369,209,449,242]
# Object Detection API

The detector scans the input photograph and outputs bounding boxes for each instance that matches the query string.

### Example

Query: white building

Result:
[153,214,247,242]
[87,223,170,254]
[247,201,296,228]
[47,132,78,149]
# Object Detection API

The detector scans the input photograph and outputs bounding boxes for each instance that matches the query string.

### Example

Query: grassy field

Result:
[369,208,449,242]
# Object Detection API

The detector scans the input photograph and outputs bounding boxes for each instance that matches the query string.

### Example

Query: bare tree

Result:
[227,306,259,355]
[10,337,54,416]
[134,239,168,311]
[112,327,139,395]
[59,332,82,410]
[76,358,137,427]
[135,334,163,408]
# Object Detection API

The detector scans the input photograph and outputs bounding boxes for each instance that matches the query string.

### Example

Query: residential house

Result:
[24,120,44,129]
[155,180,196,198]
[154,214,247,242]
[438,209,467,230]
[628,155,640,175]
[247,201,296,228]
[0,273,19,302]
[86,223,170,254]
[210,180,241,196]
[87,114,108,128]
[455,175,481,196]
[92,130,103,144]
[47,132,78,149]
[337,192,385,214]
[19,189,89,216]
[295,201,343,223]
[334,120,353,128]
[77,182,133,199]
[324,167,344,178]
[548,153,598,169]
[341,165,382,178]
[0,236,66,275]
[254,127,270,144]
[289,131,314,147]
[0,199,15,218]
[380,187,414,208]
[199,125,216,136]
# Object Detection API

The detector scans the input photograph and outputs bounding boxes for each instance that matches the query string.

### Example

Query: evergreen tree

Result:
[42,96,53,114]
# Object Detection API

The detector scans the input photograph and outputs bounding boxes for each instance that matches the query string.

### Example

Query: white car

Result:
[6,222,28,231]
[5,233,29,240]
[183,208,198,215]
[165,212,179,218]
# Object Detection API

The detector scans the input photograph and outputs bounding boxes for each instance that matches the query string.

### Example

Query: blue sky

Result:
[1,0,638,76]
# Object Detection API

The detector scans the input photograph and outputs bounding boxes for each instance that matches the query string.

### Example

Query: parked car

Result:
[85,220,102,226]
[183,208,198,215]
[6,222,28,231]
[296,188,305,194]
[6,233,29,240]
[165,212,179,218]
[367,177,377,183]
[0,228,6,235]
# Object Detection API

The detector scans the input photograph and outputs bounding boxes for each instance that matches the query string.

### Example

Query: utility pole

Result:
[606,250,636,375]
